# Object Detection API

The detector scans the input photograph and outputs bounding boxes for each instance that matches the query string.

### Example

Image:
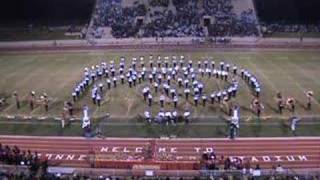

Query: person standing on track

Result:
[290,116,300,136]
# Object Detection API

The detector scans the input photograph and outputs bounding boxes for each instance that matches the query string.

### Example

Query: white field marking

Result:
[268,54,320,106]
[2,93,30,113]
[278,56,289,60]
[30,97,58,116]
[238,56,251,60]
[285,59,320,87]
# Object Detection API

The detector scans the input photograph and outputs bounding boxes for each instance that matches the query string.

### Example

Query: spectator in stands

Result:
[276,164,285,173]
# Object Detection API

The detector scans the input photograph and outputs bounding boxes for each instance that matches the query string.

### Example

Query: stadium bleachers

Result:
[88,0,259,38]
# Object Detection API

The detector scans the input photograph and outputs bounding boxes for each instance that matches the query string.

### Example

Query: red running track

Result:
[0,136,319,170]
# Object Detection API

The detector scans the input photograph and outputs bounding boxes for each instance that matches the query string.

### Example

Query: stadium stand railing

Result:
[1,164,320,179]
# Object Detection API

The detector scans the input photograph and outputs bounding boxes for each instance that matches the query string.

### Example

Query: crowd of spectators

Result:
[90,0,147,38]
[144,0,205,37]
[200,152,253,172]
[205,0,258,37]
[261,22,320,35]
[89,0,259,38]
[149,0,169,7]
[0,143,48,179]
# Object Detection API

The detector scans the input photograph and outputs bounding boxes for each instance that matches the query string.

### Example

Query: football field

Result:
[0,48,320,137]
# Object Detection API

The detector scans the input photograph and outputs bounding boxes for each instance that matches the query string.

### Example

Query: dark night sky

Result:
[254,0,320,24]
[0,0,96,25]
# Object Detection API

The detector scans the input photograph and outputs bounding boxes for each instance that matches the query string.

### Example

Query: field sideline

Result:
[0,49,320,137]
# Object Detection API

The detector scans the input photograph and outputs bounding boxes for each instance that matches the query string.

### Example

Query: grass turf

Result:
[0,49,320,137]
[0,118,319,137]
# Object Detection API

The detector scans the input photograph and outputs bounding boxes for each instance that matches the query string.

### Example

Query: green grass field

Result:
[1,49,320,137]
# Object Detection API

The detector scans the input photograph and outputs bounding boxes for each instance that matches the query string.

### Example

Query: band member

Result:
[167,75,171,85]
[132,76,137,86]
[148,93,153,107]
[141,71,145,81]
[172,111,178,124]
[206,68,212,77]
[120,74,125,84]
[275,92,284,114]
[216,91,222,103]
[68,101,74,117]
[99,83,103,92]
[165,111,172,125]
[107,78,111,89]
[13,91,20,109]
[211,60,215,69]
[184,110,191,124]
[305,90,314,110]
[105,69,109,78]
[43,93,49,112]
[154,82,158,93]
[128,78,133,88]
[170,88,176,99]
[180,59,184,67]
[173,95,178,108]
[157,74,162,84]
[144,110,151,123]
[210,92,216,104]
[143,87,149,101]
[202,95,207,106]
[251,98,264,118]
[286,97,296,113]
[164,84,170,96]
[159,94,165,108]
[255,87,261,98]
[29,91,35,110]
[233,65,237,75]
[240,69,245,79]
[226,63,230,72]
[198,83,204,94]
[204,60,208,69]
[157,59,161,68]
[149,60,153,69]
[75,86,80,97]
[188,60,192,68]
[178,77,183,88]
[96,93,101,107]
[91,91,96,105]
[91,72,96,82]
[220,61,224,70]
[184,88,190,100]
[173,59,177,68]
[113,77,117,87]
[194,95,199,106]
